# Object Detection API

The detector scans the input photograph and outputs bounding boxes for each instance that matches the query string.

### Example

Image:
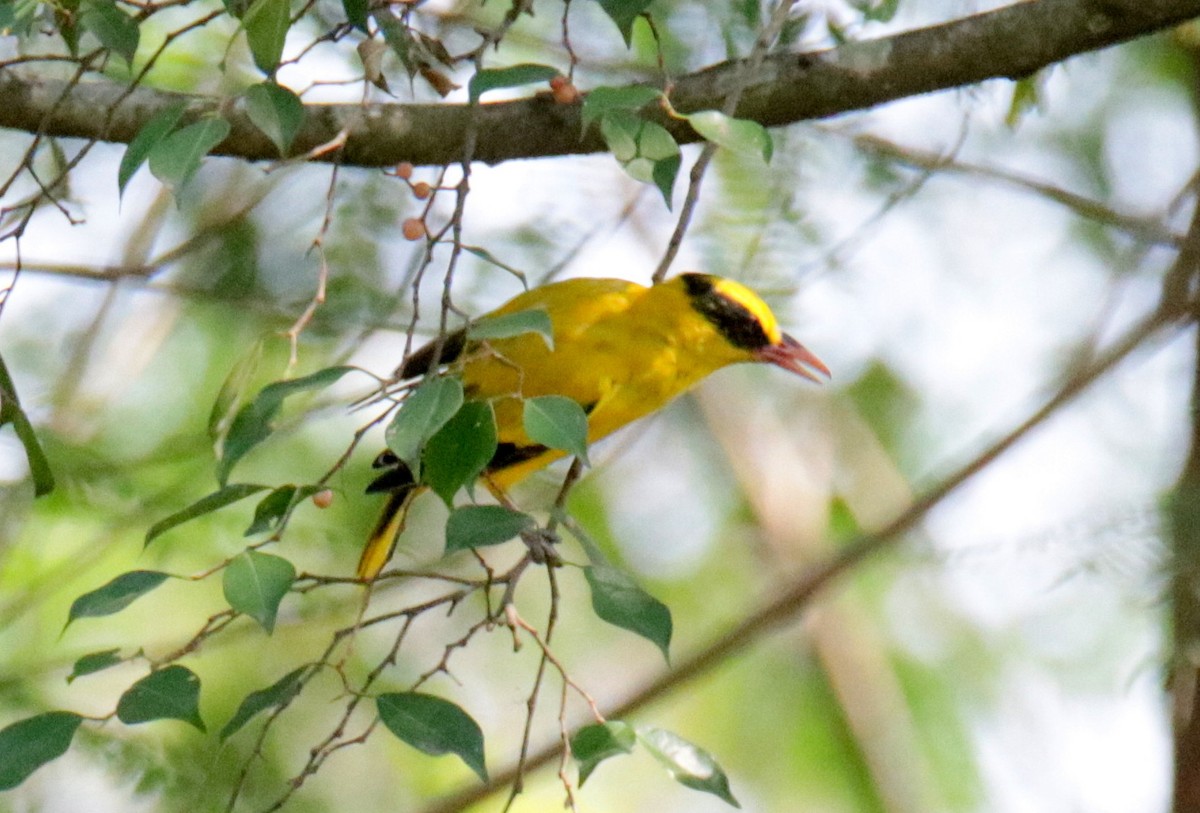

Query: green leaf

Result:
[599,111,680,207]
[244,82,303,155]
[67,570,171,626]
[385,377,464,475]
[243,0,290,74]
[119,101,186,197]
[684,110,772,162]
[147,116,231,190]
[341,0,367,31]
[216,366,356,485]
[1005,73,1043,128]
[523,395,589,464]
[636,726,739,807]
[571,721,636,785]
[596,0,653,45]
[651,154,681,208]
[444,505,535,555]
[584,564,671,662]
[67,649,123,683]
[145,483,268,546]
[116,666,206,732]
[468,309,554,349]
[0,712,83,791]
[377,693,487,782]
[223,551,295,634]
[462,245,527,284]
[423,401,497,507]
[220,666,305,741]
[79,0,138,65]
[581,85,661,132]
[244,484,322,536]
[0,351,54,496]
[468,63,559,104]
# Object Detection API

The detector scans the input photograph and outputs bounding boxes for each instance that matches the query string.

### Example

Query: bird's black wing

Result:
[398,328,468,380]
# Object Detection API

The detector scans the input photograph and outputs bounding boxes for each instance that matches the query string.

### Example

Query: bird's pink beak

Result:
[757,334,830,383]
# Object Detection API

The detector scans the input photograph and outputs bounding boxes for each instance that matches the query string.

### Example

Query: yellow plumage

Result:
[357,273,826,580]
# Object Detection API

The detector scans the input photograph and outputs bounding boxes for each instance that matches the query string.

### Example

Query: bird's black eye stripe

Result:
[680,273,770,350]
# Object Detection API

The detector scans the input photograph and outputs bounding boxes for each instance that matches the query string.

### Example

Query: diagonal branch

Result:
[0,0,1197,168]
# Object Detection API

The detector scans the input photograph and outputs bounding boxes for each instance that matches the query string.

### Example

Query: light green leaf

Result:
[572,721,636,785]
[581,85,661,132]
[119,101,186,195]
[468,309,554,349]
[220,666,305,741]
[67,649,123,683]
[145,483,268,546]
[217,366,357,485]
[116,666,206,732]
[468,63,559,104]
[79,0,138,65]
[523,395,589,464]
[599,111,680,207]
[584,564,671,662]
[243,0,290,74]
[0,712,83,791]
[244,484,322,536]
[147,116,231,190]
[245,82,303,155]
[377,693,487,782]
[444,505,535,555]
[423,401,497,507]
[385,377,464,475]
[67,571,171,626]
[636,726,739,807]
[684,110,772,162]
[223,551,295,633]
[462,245,527,284]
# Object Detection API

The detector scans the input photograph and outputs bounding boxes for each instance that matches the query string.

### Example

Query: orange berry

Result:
[412,181,431,200]
[312,489,334,509]
[395,162,414,179]
[549,74,567,91]
[402,218,426,240]
[551,81,581,104]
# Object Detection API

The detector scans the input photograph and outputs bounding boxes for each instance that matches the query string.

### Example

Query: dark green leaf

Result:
[245,81,303,155]
[243,0,289,74]
[636,726,739,807]
[116,666,205,732]
[0,351,54,496]
[468,309,554,349]
[148,116,231,189]
[685,110,772,162]
[423,401,497,507]
[341,0,367,31]
[0,712,83,791]
[581,85,661,132]
[244,484,322,536]
[375,12,421,79]
[67,649,123,683]
[79,0,138,65]
[572,721,636,785]
[220,666,305,741]
[468,63,559,104]
[523,395,589,464]
[651,153,680,208]
[67,571,171,625]
[377,693,487,782]
[145,483,268,546]
[119,101,186,196]
[584,564,671,662]
[596,0,653,45]
[223,551,295,633]
[208,340,265,442]
[444,505,535,555]
[385,377,464,474]
[217,366,356,485]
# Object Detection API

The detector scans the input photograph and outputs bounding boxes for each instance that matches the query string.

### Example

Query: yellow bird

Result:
[358,273,828,579]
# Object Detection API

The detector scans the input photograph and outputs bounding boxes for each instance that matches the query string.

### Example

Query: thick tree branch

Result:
[0,0,1196,167]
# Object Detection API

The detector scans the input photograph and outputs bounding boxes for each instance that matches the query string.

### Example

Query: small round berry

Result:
[312,489,334,509]
[401,218,426,240]
[395,162,414,179]
[412,181,432,200]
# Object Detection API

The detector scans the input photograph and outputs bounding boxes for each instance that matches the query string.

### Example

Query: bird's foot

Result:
[520,528,561,566]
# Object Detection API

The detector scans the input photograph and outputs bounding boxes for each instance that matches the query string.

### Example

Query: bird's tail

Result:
[357,488,418,580]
